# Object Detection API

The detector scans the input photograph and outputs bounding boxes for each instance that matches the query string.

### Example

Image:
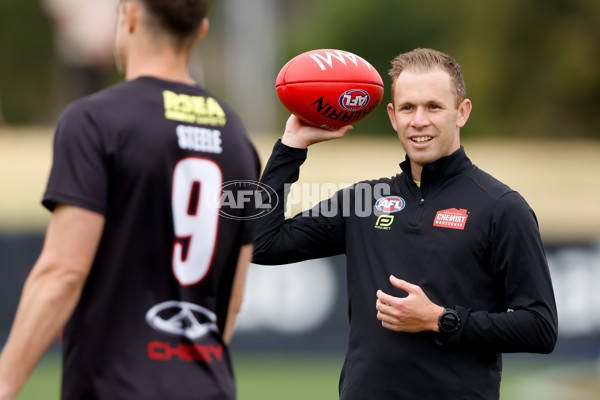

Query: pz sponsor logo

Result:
[374,215,394,230]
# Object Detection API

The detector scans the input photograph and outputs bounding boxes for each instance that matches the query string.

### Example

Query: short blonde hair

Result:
[388,48,466,107]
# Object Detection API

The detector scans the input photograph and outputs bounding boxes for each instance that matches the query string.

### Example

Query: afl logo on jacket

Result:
[375,196,405,213]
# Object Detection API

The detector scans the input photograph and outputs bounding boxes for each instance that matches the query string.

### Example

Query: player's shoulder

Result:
[464,164,514,200]
[465,165,535,215]
[65,76,228,109]
[60,80,137,117]
[59,77,244,130]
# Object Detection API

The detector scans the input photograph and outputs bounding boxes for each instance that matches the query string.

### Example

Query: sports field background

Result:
[16,350,600,400]
[1,126,599,242]
[1,127,600,399]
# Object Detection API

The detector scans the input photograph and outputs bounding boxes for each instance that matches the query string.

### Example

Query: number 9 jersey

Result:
[42,77,261,400]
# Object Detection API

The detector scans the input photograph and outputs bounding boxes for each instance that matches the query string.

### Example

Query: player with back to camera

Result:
[252,48,558,399]
[0,0,260,399]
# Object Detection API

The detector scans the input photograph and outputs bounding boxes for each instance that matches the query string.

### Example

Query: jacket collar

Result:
[399,146,473,185]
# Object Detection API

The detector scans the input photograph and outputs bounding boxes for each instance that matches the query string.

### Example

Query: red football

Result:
[276,49,384,130]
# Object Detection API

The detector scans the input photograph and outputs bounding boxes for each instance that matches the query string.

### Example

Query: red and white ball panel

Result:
[276,49,384,130]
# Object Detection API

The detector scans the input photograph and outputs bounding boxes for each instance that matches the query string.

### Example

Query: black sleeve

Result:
[446,192,558,353]
[240,144,263,245]
[252,140,346,265]
[42,101,109,214]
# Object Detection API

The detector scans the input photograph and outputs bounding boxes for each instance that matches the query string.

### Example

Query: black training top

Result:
[253,140,557,400]
[43,77,260,400]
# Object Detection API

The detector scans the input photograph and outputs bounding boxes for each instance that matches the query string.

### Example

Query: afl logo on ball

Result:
[375,196,405,213]
[339,89,370,111]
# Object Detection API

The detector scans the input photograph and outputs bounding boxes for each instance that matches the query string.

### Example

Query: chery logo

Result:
[145,301,219,340]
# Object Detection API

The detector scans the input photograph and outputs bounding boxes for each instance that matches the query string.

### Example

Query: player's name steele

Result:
[176,125,222,154]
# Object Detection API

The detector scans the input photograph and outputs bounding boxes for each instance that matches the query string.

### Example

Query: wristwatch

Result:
[437,308,460,335]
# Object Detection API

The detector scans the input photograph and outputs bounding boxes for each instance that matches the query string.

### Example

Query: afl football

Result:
[276,49,384,130]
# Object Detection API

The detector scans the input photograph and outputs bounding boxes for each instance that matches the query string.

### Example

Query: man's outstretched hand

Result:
[376,275,444,333]
[281,114,353,149]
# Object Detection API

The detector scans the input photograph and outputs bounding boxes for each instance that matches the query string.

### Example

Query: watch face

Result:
[440,311,459,333]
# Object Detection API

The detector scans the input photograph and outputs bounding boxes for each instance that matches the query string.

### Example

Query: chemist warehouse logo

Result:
[433,208,469,230]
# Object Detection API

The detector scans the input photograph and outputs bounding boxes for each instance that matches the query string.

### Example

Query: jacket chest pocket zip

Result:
[411,197,425,227]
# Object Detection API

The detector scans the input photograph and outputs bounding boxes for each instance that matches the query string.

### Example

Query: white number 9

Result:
[171,157,222,286]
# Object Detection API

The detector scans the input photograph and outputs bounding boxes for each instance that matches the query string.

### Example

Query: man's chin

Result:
[405,149,435,165]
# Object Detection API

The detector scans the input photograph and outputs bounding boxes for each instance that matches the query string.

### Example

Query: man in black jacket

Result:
[253,48,557,399]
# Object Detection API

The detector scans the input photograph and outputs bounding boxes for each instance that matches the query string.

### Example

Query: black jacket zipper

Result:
[411,196,425,227]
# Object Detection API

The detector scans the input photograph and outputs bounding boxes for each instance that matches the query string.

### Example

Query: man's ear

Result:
[195,18,210,43]
[387,103,398,131]
[126,1,139,34]
[456,99,472,128]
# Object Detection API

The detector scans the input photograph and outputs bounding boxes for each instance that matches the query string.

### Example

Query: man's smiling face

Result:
[387,67,471,180]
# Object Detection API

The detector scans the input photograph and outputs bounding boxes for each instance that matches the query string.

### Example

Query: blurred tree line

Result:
[281,0,600,138]
[1,0,599,138]
[0,0,121,125]
[0,0,56,124]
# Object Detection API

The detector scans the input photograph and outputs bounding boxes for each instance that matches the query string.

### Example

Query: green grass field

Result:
[17,350,600,399]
